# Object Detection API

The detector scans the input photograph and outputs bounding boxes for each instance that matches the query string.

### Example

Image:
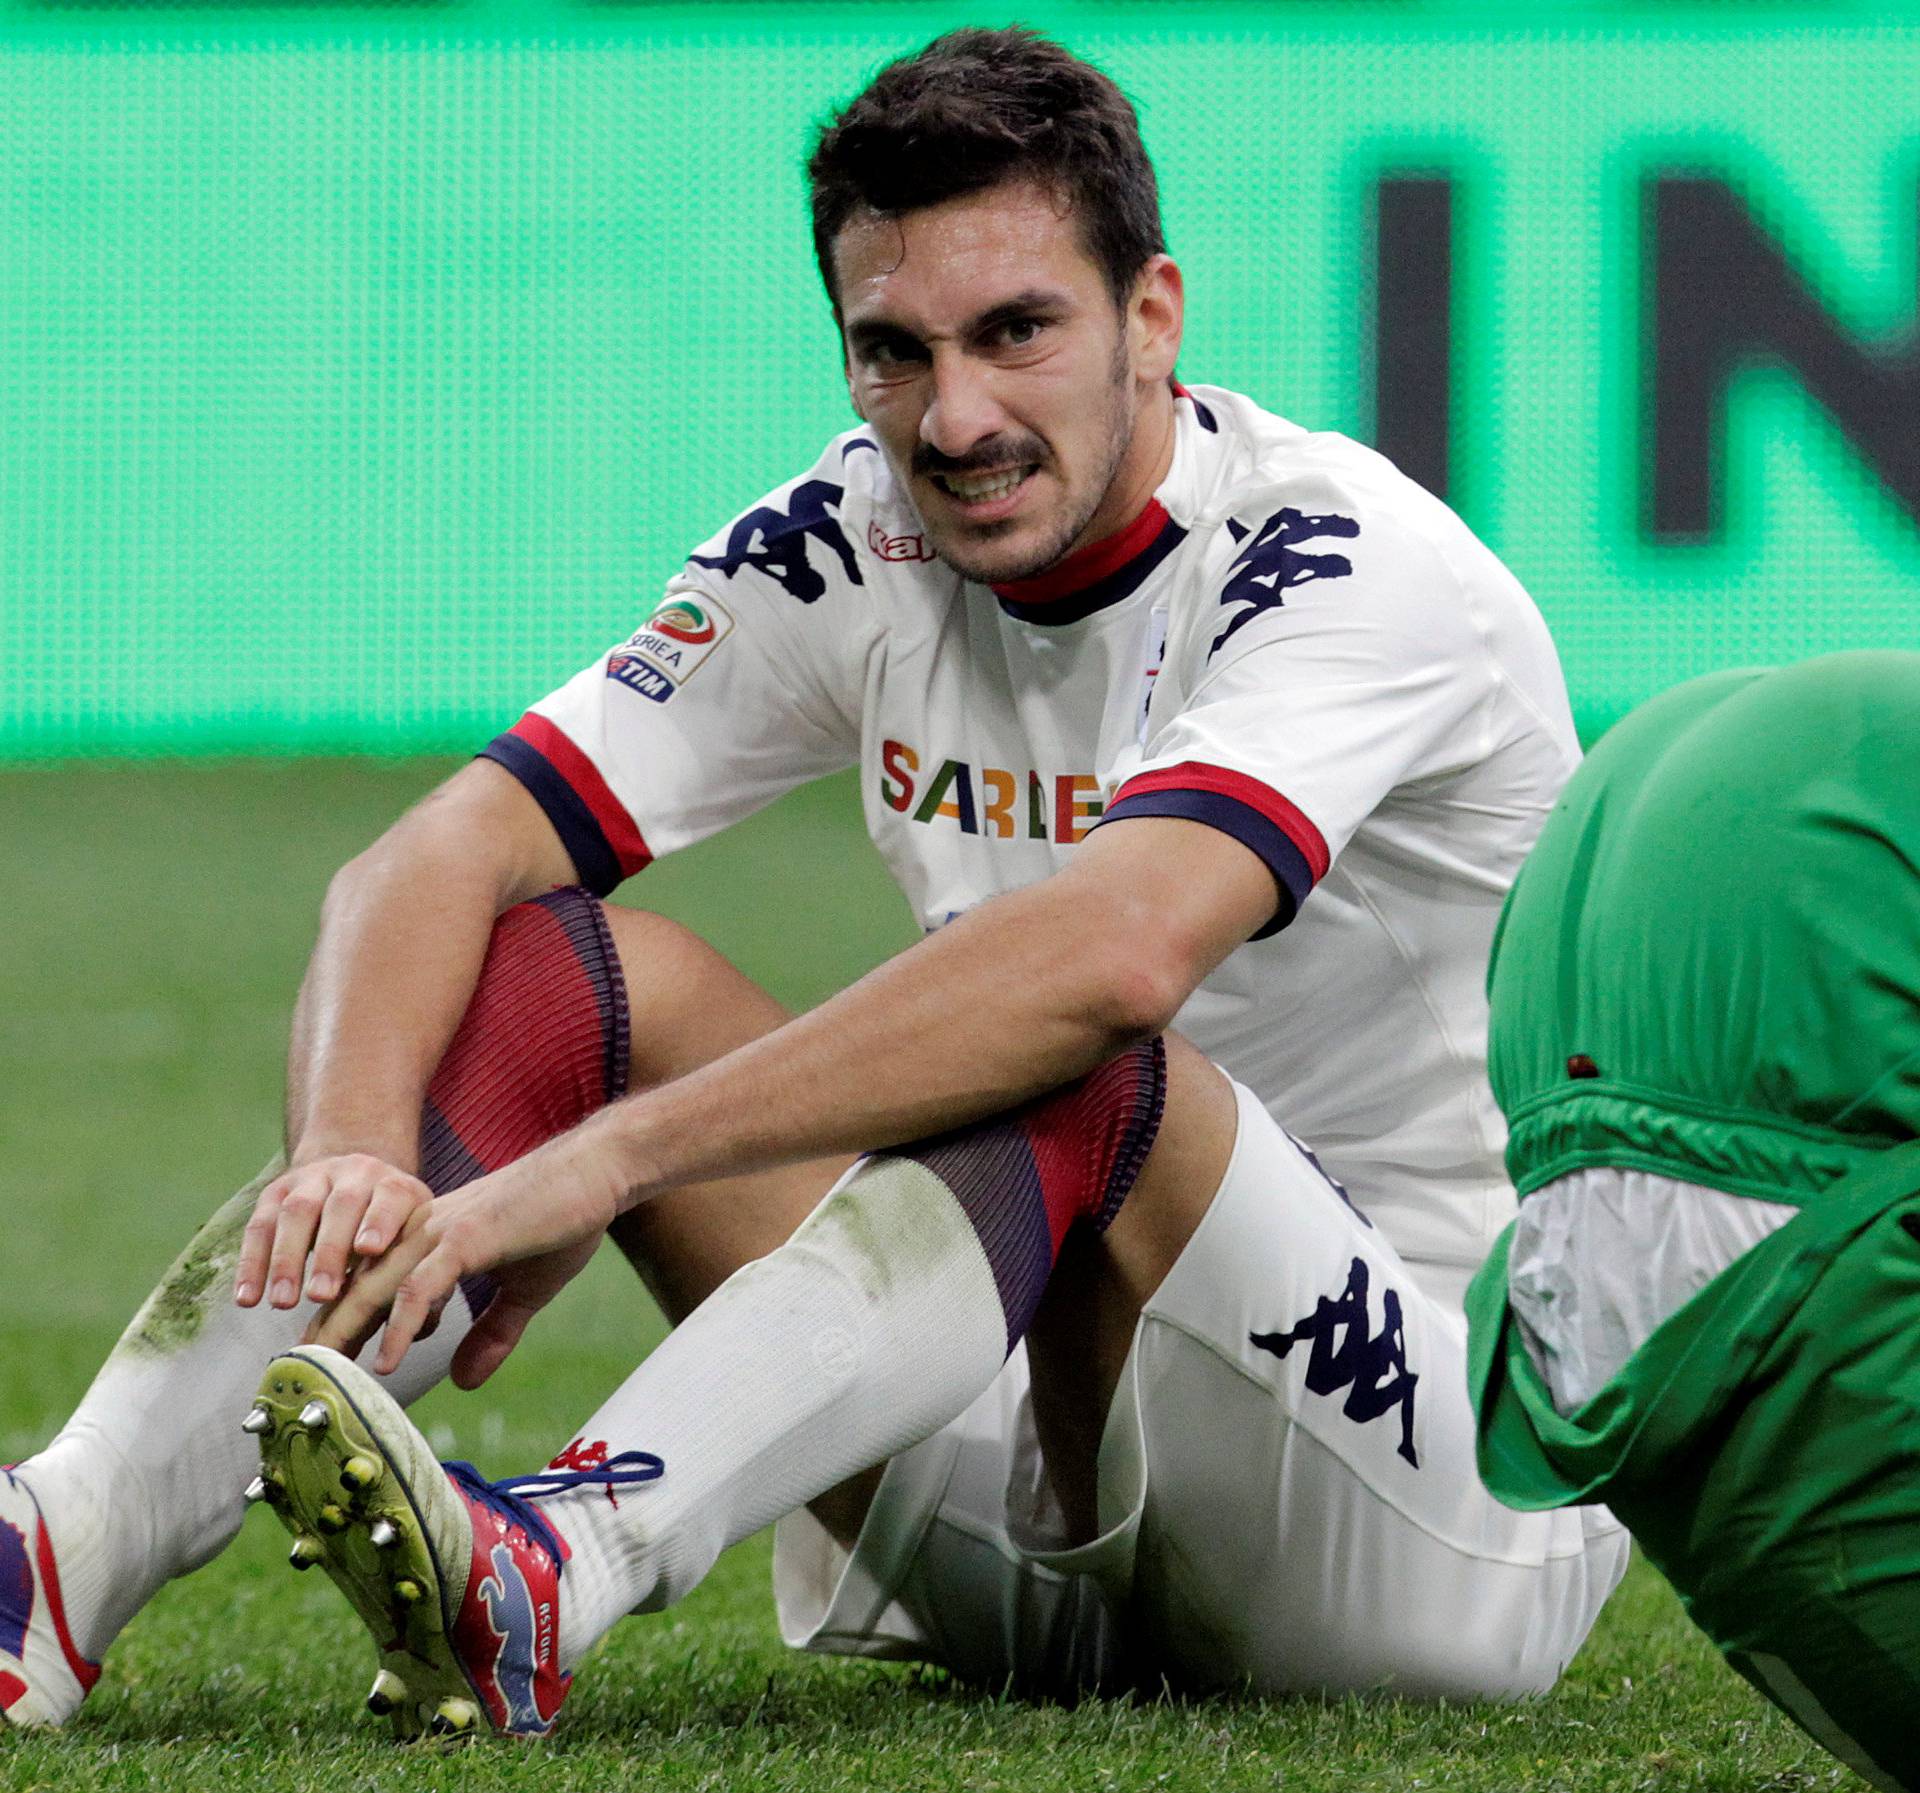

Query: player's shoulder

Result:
[1174,386,1507,600]
[1163,385,1552,671]
[678,424,944,618]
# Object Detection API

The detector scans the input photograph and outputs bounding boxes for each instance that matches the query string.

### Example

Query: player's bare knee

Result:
[598,903,793,1082]
[1097,1037,1238,1290]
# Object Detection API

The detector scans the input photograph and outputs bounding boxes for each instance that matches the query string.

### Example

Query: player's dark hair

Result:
[807,27,1165,313]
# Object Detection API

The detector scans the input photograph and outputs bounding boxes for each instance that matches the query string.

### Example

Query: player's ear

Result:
[1128,254,1184,386]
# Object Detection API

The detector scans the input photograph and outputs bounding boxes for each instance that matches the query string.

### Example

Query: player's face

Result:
[833,181,1183,585]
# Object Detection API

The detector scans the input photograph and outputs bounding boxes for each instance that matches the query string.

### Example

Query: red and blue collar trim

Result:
[992,498,1187,625]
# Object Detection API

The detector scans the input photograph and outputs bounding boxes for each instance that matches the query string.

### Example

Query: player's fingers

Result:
[300,1292,384,1363]
[263,1169,352,1309]
[372,1248,464,1376]
[235,1172,295,1305]
[353,1173,433,1259]
[303,1183,374,1304]
[449,1295,539,1391]
[308,1236,411,1355]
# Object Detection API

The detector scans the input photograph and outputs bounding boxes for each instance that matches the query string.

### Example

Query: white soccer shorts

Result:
[774,1079,1628,1699]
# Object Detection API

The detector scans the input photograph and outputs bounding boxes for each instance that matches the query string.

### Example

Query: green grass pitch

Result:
[0,760,1851,1790]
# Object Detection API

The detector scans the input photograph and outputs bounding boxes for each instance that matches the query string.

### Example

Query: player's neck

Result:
[992,385,1178,616]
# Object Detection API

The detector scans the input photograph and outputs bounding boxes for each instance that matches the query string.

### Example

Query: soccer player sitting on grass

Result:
[1467,650,1920,1793]
[1,28,1626,1739]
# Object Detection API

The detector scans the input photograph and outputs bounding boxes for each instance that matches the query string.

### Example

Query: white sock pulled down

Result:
[548,1154,1006,1667]
[544,1037,1167,1670]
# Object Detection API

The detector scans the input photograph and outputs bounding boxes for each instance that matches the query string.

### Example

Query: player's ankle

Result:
[495,1454,668,1671]
[0,1464,106,1726]
[7,1443,153,1664]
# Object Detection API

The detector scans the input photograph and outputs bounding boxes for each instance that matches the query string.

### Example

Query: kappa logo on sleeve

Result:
[607,595,735,704]
[688,478,862,603]
[1211,508,1359,655]
[1250,1256,1419,1467]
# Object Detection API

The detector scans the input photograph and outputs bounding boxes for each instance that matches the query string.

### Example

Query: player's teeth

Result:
[316,1503,348,1534]
[243,1476,269,1504]
[366,1669,407,1717]
[288,1537,325,1571]
[944,467,1027,501]
[297,1400,330,1433]
[369,1518,400,1549]
[241,1404,274,1437]
[393,1577,424,1605]
[340,1456,381,1493]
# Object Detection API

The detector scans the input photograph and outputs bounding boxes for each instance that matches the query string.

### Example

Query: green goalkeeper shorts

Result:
[1468,1141,1920,1793]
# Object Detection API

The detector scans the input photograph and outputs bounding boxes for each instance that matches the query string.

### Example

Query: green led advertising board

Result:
[2,4,1915,755]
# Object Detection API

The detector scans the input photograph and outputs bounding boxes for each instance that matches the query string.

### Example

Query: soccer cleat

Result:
[248,1347,595,1741]
[0,1467,102,1729]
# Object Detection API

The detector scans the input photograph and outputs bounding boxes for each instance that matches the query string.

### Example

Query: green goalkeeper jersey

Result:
[1487,649,1920,1208]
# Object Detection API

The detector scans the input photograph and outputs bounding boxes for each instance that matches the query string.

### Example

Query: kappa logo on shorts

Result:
[1212,508,1359,655]
[1251,1256,1419,1467]
[607,595,735,705]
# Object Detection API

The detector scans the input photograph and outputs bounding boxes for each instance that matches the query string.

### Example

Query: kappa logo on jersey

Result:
[881,740,1105,844]
[1211,508,1360,654]
[1250,1256,1419,1467]
[0,1518,31,1660]
[867,520,936,563]
[687,478,863,603]
[607,596,735,705]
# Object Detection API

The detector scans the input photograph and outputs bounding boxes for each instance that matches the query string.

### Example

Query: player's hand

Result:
[234,1154,434,1310]
[302,1130,627,1385]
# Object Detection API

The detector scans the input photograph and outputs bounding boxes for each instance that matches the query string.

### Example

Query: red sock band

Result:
[419,887,629,1195]
[899,1038,1168,1353]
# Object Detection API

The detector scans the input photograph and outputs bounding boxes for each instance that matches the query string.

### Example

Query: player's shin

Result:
[541,1037,1168,1670]
[4,887,629,1713]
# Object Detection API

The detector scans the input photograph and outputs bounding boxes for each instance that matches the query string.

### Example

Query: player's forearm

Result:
[283,761,580,1170]
[583,864,1193,1202]
[284,839,507,1172]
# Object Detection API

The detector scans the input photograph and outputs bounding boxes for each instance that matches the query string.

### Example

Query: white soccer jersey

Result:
[483,385,1579,1293]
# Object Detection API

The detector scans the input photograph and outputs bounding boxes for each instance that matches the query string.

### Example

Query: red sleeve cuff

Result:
[479,714,651,895]
[1099,761,1329,936]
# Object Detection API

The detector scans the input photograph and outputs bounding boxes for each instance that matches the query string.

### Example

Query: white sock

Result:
[548,1154,1006,1669]
[17,1159,475,1661]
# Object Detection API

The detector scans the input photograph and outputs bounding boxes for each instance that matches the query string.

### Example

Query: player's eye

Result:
[857,333,926,372]
[989,316,1046,349]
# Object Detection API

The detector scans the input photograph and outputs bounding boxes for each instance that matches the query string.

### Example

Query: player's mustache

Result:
[912,437,1047,480]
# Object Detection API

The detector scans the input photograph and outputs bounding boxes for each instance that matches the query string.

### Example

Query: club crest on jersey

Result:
[1212,508,1360,655]
[688,478,862,603]
[1250,1256,1419,1467]
[607,595,735,705]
